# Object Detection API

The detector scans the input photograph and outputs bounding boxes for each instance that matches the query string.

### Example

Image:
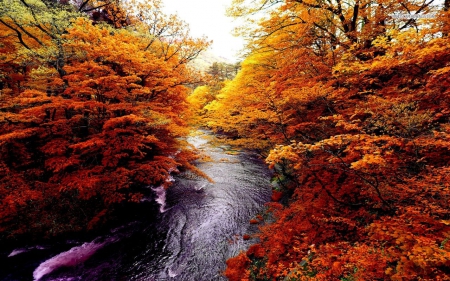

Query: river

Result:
[1,131,272,281]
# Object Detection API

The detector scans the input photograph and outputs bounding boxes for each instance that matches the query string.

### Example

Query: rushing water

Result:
[1,131,272,281]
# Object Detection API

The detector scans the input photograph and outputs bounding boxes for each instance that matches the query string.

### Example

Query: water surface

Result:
[2,131,272,281]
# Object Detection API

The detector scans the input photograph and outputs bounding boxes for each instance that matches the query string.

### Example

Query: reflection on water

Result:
[4,131,272,281]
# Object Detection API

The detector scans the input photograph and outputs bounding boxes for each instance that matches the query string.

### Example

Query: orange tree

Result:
[0,0,209,239]
[207,0,450,280]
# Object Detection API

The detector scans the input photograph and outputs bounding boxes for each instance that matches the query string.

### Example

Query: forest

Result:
[0,0,210,239]
[1,0,450,280]
[210,0,450,280]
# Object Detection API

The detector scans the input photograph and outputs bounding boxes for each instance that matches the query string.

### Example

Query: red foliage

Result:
[215,3,450,280]
[270,190,283,202]
[0,7,207,239]
[225,252,251,281]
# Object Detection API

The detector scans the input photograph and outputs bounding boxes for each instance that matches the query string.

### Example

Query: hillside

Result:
[189,49,233,72]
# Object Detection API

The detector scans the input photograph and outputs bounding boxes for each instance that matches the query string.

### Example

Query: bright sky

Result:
[162,0,245,62]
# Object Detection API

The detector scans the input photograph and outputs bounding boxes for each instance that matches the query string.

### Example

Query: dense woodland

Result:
[190,0,450,280]
[0,0,210,240]
[2,0,450,280]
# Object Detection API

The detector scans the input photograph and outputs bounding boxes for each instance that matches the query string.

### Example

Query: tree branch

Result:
[0,19,31,50]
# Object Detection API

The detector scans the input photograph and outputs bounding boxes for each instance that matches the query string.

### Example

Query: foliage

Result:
[212,0,450,280]
[0,0,209,239]
[207,61,240,81]
[187,60,240,127]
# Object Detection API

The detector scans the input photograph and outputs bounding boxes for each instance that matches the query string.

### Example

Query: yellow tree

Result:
[220,0,450,280]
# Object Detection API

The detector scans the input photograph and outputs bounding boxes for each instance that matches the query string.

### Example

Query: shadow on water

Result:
[1,131,272,281]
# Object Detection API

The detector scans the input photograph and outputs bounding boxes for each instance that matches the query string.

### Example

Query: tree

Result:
[216,0,450,280]
[0,0,208,239]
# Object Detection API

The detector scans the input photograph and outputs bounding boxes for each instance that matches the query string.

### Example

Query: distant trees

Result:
[0,0,209,239]
[187,61,241,124]
[207,62,240,81]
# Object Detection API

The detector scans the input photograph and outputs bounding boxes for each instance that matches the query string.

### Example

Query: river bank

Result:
[1,131,273,281]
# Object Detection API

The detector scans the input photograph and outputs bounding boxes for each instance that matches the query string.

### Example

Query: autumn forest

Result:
[1,0,450,280]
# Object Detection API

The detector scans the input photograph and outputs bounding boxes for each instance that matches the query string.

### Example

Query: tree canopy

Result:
[190,0,450,280]
[0,0,209,239]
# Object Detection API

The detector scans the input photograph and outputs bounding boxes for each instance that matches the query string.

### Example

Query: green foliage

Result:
[248,257,270,281]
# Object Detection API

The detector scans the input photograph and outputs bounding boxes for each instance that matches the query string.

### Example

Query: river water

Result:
[2,131,272,281]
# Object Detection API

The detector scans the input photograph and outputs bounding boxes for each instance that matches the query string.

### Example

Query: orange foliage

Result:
[0,0,208,239]
[217,1,450,280]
